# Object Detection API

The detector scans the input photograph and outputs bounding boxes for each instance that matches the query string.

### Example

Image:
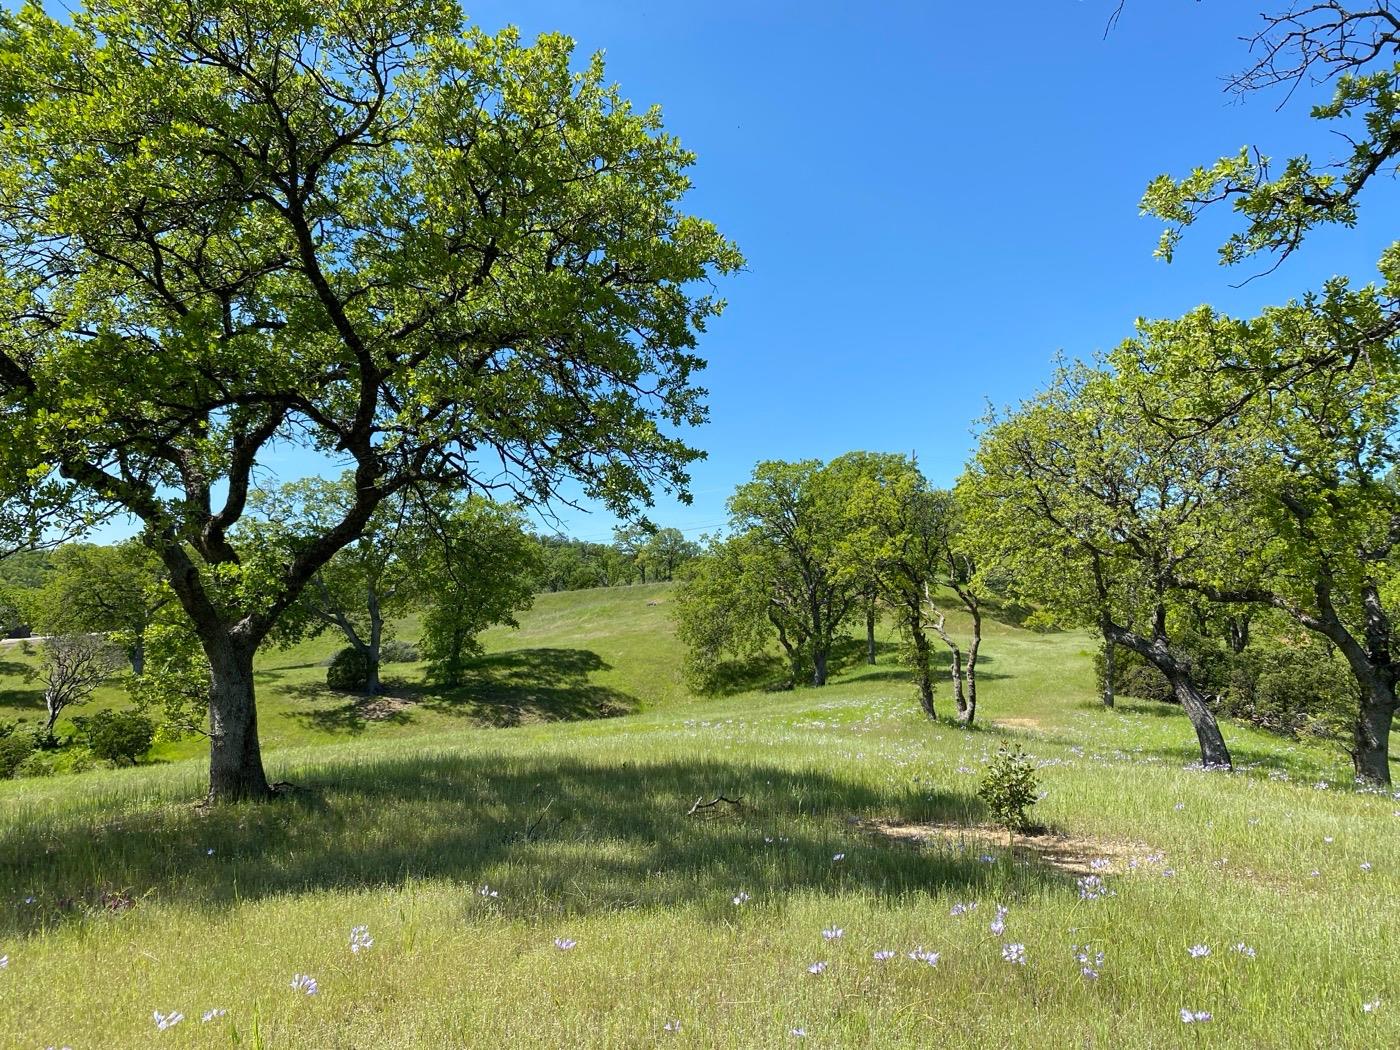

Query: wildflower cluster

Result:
[1077,875,1115,901]
[349,925,373,954]
[1071,943,1103,980]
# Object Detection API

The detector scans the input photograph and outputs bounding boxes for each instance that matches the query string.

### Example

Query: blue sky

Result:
[87,1,1400,544]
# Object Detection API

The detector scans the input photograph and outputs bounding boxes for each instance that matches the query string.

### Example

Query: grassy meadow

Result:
[1,585,1396,1048]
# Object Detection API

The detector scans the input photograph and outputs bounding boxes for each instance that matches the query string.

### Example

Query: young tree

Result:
[30,541,172,674]
[672,532,781,690]
[0,2,740,800]
[675,459,867,689]
[29,634,124,740]
[930,485,985,726]
[842,455,942,717]
[727,460,864,686]
[643,527,698,581]
[962,362,1242,770]
[258,477,420,695]
[416,496,539,687]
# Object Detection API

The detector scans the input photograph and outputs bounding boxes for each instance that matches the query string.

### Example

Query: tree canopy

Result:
[0,0,740,800]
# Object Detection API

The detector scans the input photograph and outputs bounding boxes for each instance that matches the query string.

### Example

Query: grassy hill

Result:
[1,586,1395,1047]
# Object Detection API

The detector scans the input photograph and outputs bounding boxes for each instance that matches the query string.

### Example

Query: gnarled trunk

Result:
[910,627,936,720]
[1166,668,1232,770]
[205,636,273,802]
[1105,614,1231,771]
[1350,683,1395,787]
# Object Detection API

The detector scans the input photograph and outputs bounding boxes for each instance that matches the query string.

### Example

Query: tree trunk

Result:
[949,646,967,719]
[43,691,61,738]
[911,627,935,720]
[129,633,145,677]
[205,636,273,802]
[865,599,877,665]
[1102,638,1115,709]
[1166,669,1232,770]
[1226,614,1250,655]
[812,647,828,687]
[366,588,383,695]
[1351,686,1394,786]
[1104,615,1231,771]
[963,609,980,726]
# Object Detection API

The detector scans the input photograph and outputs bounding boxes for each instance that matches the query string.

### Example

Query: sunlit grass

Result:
[1,587,1396,1046]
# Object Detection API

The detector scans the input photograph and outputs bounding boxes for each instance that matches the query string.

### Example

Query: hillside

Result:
[1,587,1396,1048]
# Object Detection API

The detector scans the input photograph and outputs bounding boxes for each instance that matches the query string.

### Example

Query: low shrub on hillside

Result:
[327,647,370,691]
[70,709,156,765]
[978,746,1040,834]
[380,639,420,664]
[1094,629,1352,738]
[0,720,35,779]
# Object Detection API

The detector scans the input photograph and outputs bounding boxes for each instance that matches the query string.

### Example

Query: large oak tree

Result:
[0,0,740,800]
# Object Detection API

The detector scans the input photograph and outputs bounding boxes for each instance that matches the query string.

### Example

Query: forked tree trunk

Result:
[949,646,967,718]
[205,637,273,802]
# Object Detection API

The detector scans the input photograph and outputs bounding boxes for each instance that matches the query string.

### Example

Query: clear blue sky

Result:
[86,1,1400,544]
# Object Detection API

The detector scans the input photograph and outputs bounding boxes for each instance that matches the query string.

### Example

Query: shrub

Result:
[1094,628,1351,739]
[978,746,1040,833]
[71,709,156,765]
[0,721,35,779]
[326,647,369,691]
[379,639,420,664]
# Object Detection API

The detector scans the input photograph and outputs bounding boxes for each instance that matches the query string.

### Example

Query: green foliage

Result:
[27,540,171,658]
[419,498,539,687]
[1097,628,1354,740]
[379,640,420,665]
[976,746,1040,834]
[70,709,155,765]
[673,533,782,692]
[0,719,35,778]
[327,648,370,693]
[0,0,741,797]
[123,620,210,738]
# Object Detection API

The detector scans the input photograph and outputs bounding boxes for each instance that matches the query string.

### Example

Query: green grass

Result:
[1,586,1396,1047]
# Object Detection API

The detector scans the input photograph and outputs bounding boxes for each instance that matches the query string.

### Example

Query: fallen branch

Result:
[687,794,743,816]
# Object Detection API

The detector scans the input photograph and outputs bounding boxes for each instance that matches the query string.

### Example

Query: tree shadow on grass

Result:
[280,648,637,733]
[414,648,639,727]
[0,752,1077,938]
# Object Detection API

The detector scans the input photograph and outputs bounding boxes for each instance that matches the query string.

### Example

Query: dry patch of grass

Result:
[858,817,1155,877]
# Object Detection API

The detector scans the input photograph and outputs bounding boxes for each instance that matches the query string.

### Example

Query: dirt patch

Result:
[991,717,1042,731]
[857,818,1155,877]
[357,696,414,720]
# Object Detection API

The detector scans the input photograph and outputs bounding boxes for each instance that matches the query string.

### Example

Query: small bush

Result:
[978,746,1040,833]
[0,722,36,779]
[326,647,369,691]
[380,639,420,664]
[71,709,156,765]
